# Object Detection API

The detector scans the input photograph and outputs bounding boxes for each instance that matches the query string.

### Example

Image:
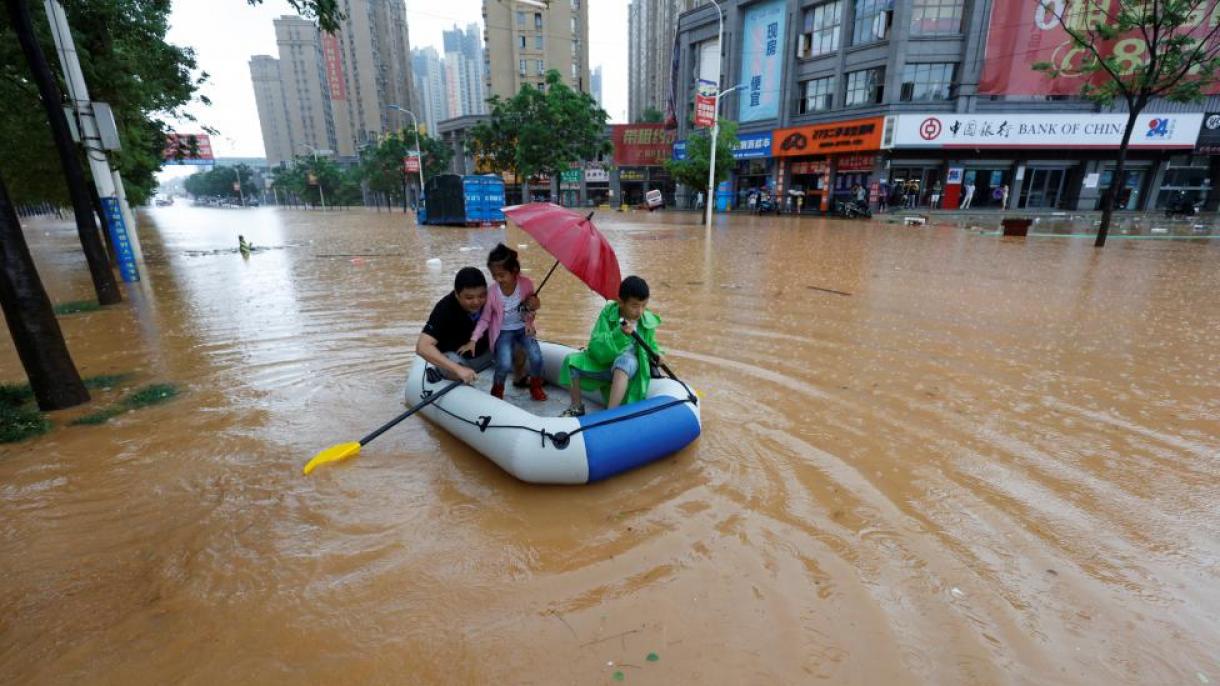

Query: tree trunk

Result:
[1099,111,1140,248]
[6,0,120,305]
[0,169,89,410]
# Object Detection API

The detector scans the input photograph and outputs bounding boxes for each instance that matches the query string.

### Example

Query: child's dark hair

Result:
[454,266,487,292]
[619,275,649,302]
[487,243,520,273]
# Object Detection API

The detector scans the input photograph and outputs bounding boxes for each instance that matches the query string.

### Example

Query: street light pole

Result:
[387,105,426,208]
[704,0,724,231]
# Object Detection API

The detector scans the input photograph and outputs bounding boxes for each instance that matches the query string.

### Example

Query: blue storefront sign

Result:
[100,196,139,282]
[739,0,786,122]
[673,130,773,161]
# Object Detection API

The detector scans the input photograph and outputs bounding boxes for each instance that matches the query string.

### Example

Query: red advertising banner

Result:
[322,33,347,101]
[404,156,420,173]
[693,80,717,128]
[980,0,1220,95]
[612,124,678,167]
[163,133,214,165]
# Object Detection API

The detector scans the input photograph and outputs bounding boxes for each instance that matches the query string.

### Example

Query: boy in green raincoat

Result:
[559,276,663,417]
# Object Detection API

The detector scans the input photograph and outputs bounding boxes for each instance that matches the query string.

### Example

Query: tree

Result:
[360,131,451,207]
[0,167,88,409]
[469,70,610,201]
[183,164,257,202]
[4,0,120,306]
[639,106,664,123]
[1034,0,1220,246]
[664,119,739,197]
[248,0,342,32]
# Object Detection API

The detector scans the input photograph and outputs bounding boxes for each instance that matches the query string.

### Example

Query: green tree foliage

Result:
[469,70,610,197]
[269,156,348,206]
[361,130,453,201]
[183,164,258,201]
[1032,0,1220,246]
[248,0,342,32]
[0,0,202,206]
[638,106,664,123]
[663,119,739,192]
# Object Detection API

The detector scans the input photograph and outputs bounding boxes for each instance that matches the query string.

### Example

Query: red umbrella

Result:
[502,202,621,301]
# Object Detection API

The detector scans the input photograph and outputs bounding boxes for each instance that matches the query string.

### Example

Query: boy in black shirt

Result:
[416,267,491,383]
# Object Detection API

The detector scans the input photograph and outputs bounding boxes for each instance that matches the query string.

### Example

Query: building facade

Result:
[628,0,700,122]
[443,23,488,117]
[671,0,1218,212]
[483,0,591,99]
[412,46,448,137]
[251,2,416,166]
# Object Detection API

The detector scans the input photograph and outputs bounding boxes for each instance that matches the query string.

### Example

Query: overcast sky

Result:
[163,0,628,160]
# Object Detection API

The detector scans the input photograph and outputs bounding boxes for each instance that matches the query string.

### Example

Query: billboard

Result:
[163,133,214,165]
[612,124,678,166]
[694,80,717,128]
[888,113,1203,149]
[980,0,1220,95]
[738,0,785,122]
[771,117,884,157]
[322,33,347,100]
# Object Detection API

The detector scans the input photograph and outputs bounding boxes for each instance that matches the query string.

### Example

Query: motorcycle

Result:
[754,195,780,215]
[834,199,872,219]
[1164,193,1202,218]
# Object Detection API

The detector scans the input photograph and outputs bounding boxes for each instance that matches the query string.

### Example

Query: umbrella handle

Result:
[533,258,561,297]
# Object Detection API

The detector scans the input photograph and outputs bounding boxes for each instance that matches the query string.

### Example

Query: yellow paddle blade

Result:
[302,441,362,475]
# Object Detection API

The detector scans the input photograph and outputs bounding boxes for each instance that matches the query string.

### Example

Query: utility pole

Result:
[5,0,121,304]
[43,0,142,283]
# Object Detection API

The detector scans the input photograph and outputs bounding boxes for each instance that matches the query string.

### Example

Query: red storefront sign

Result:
[837,154,874,171]
[322,33,347,101]
[790,160,828,175]
[771,117,885,157]
[404,156,420,173]
[612,124,678,167]
[163,133,214,164]
[980,0,1220,95]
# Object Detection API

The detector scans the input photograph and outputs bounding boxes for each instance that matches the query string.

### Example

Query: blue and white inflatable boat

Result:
[404,341,701,484]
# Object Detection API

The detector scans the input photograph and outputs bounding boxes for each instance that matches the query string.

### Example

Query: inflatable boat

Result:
[403,341,701,484]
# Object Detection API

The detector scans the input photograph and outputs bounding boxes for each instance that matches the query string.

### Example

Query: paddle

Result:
[621,318,683,385]
[302,362,484,475]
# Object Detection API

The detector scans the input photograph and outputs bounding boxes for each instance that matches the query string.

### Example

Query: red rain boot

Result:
[529,376,548,401]
[491,383,505,399]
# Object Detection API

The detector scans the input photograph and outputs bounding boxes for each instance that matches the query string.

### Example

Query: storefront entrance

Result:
[1018,168,1066,209]
[890,166,942,207]
[1095,169,1146,210]
[1155,156,1211,208]
[964,168,1008,208]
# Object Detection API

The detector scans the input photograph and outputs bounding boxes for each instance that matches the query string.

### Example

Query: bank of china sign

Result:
[887,113,1202,149]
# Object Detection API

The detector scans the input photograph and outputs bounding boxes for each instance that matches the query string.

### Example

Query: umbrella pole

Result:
[534,259,562,296]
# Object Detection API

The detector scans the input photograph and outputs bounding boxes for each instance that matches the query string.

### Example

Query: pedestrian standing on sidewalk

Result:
[930,182,943,209]
[960,181,976,209]
[879,180,889,212]
[1000,184,1010,209]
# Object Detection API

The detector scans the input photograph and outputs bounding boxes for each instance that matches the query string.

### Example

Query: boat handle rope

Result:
[419,363,696,451]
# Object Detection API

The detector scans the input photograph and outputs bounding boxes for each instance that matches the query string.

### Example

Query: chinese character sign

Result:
[404,156,420,173]
[613,124,678,166]
[980,0,1220,95]
[99,197,139,282]
[694,80,717,128]
[163,133,214,165]
[322,34,347,101]
[738,0,786,122]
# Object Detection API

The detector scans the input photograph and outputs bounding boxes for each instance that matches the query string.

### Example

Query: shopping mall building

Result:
[670,0,1220,212]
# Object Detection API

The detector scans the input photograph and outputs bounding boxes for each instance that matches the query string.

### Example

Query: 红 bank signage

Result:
[888,113,1203,149]
[771,117,884,157]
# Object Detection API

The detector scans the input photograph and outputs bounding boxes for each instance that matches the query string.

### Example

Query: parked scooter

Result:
[834,199,872,219]
[754,194,780,215]
[1164,192,1202,218]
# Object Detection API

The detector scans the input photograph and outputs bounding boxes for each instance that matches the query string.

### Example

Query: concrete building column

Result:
[1008,160,1027,210]
[1145,158,1170,211]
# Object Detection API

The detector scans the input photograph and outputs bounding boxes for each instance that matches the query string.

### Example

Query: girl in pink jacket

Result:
[460,243,546,400]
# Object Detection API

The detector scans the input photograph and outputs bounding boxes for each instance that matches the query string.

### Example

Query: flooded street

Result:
[1,206,1218,684]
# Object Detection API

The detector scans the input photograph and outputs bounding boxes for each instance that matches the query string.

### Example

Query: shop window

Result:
[845,67,884,106]
[910,0,963,35]
[798,1,842,58]
[852,0,892,46]
[798,75,836,113]
[900,63,956,101]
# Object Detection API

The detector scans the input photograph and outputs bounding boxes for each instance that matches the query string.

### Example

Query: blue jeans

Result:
[572,348,638,383]
[494,328,543,385]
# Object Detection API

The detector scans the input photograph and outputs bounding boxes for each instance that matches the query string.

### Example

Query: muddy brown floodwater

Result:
[1,206,1218,684]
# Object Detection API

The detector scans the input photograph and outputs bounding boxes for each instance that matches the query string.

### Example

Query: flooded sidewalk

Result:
[1,206,1217,684]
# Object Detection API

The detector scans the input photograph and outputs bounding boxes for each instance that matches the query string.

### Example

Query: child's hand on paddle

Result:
[619,318,636,336]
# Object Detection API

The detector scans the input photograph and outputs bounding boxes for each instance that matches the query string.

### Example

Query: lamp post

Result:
[300,144,329,210]
[705,0,725,231]
[387,105,426,209]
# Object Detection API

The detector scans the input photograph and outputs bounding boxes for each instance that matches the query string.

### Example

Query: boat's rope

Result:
[420,364,696,450]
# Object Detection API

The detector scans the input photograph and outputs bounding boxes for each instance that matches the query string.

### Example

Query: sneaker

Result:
[529,376,548,401]
[512,375,531,388]
[560,404,585,417]
[490,383,505,399]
